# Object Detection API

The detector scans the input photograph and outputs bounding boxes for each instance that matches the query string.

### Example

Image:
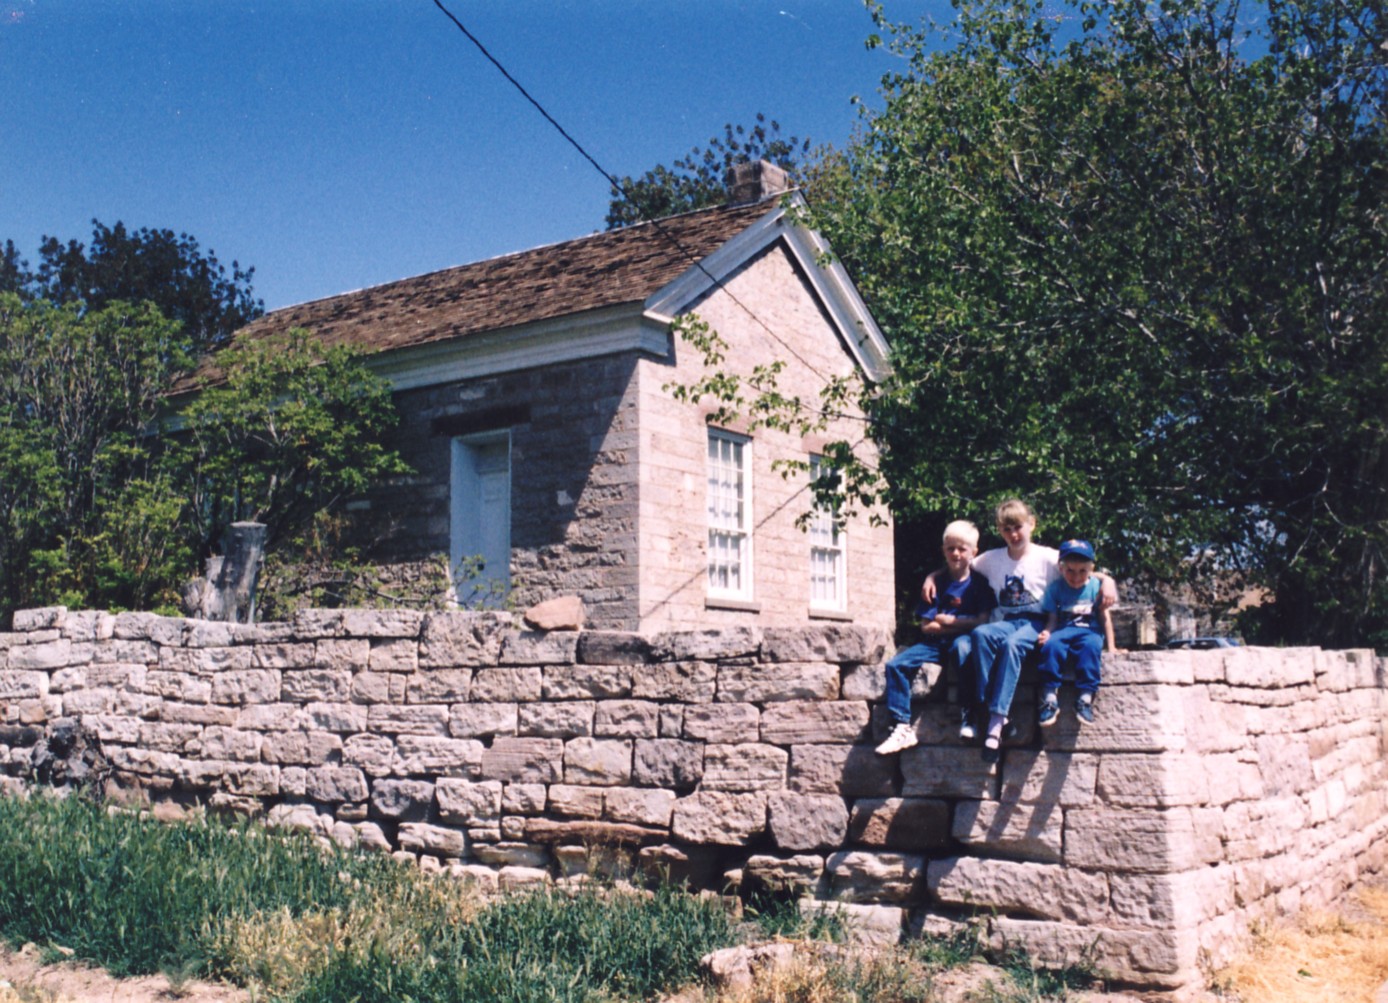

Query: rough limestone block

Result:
[717,663,840,703]
[522,596,585,633]
[368,638,419,673]
[518,701,594,738]
[702,743,788,791]
[840,661,888,701]
[1097,753,1213,807]
[342,733,396,776]
[340,609,424,638]
[1182,686,1254,754]
[671,791,767,845]
[61,610,115,643]
[419,611,511,667]
[743,854,825,893]
[306,765,369,803]
[630,661,715,702]
[500,630,579,666]
[683,703,759,743]
[788,744,897,798]
[314,638,370,669]
[471,668,543,703]
[474,842,551,868]
[953,799,1064,862]
[825,850,924,904]
[651,627,761,662]
[605,786,675,827]
[987,918,1197,988]
[633,738,704,789]
[594,700,659,738]
[900,747,998,799]
[198,726,263,762]
[9,641,77,671]
[659,705,684,737]
[0,672,49,700]
[1256,734,1314,797]
[146,672,213,704]
[767,791,848,851]
[290,610,343,639]
[576,632,651,665]
[86,716,140,743]
[13,607,67,632]
[366,704,448,735]
[548,784,605,818]
[1102,650,1195,686]
[1001,751,1099,807]
[499,865,551,891]
[261,730,342,766]
[450,702,518,738]
[1041,683,1188,753]
[928,856,1109,923]
[113,612,186,646]
[847,798,951,851]
[395,735,482,776]
[760,701,870,745]
[1065,806,1221,872]
[282,669,352,704]
[502,783,547,814]
[761,625,888,665]
[350,671,404,704]
[1225,647,1316,688]
[139,722,202,752]
[563,737,631,785]
[481,737,563,783]
[371,779,435,820]
[405,670,472,704]
[436,778,503,823]
[236,703,307,731]
[1109,868,1236,926]
[398,822,467,858]
[110,747,181,776]
[252,643,317,669]
[211,670,282,706]
[542,664,633,699]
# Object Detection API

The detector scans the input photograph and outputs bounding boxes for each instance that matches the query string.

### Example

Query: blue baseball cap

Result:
[1059,539,1096,562]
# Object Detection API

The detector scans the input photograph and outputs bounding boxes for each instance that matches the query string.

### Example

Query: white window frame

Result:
[706,429,752,601]
[808,455,847,612]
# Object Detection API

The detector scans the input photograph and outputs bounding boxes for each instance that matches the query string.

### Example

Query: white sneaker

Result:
[958,707,977,740]
[875,722,919,755]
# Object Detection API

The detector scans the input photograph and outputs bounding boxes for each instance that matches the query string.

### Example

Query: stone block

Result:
[481,737,563,783]
[368,638,419,673]
[548,784,605,818]
[760,701,870,745]
[471,668,542,702]
[314,638,370,669]
[61,610,115,642]
[398,822,468,858]
[671,791,766,845]
[743,854,825,893]
[717,663,840,703]
[395,735,483,777]
[1225,647,1316,688]
[0,672,49,700]
[371,779,434,820]
[767,791,847,851]
[341,609,424,638]
[1000,751,1099,807]
[139,722,202,752]
[987,918,1197,987]
[651,627,761,662]
[605,787,675,827]
[342,733,396,775]
[13,606,67,632]
[449,702,517,738]
[847,798,951,851]
[928,856,1108,923]
[261,730,343,766]
[840,661,887,701]
[825,850,924,904]
[113,612,186,645]
[198,726,263,762]
[761,625,888,665]
[563,737,631,785]
[787,744,896,798]
[305,765,369,803]
[542,664,633,699]
[367,704,449,735]
[659,705,683,736]
[631,661,716,702]
[1097,753,1213,807]
[683,703,759,742]
[350,672,404,704]
[576,631,651,665]
[436,778,502,823]
[952,799,1064,862]
[419,610,511,667]
[252,643,317,669]
[523,817,664,846]
[10,641,77,671]
[1103,650,1195,686]
[291,609,343,638]
[146,672,213,704]
[405,670,472,704]
[594,700,659,738]
[1040,683,1188,753]
[702,743,788,791]
[633,738,704,789]
[282,669,352,703]
[236,703,307,731]
[518,701,594,738]
[474,842,551,868]
[211,670,281,705]
[900,746,998,799]
[502,783,547,814]
[500,630,579,666]
[1065,806,1222,872]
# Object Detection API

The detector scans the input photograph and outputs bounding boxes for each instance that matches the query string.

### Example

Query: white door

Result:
[450,432,511,607]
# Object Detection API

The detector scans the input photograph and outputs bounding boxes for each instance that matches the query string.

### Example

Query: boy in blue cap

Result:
[1035,539,1117,725]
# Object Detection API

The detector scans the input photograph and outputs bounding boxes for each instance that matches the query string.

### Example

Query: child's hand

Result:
[1036,630,1051,646]
[921,620,943,635]
[934,613,956,627]
[921,576,938,604]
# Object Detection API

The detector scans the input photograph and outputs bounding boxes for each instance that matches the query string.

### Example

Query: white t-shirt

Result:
[972,545,1060,620]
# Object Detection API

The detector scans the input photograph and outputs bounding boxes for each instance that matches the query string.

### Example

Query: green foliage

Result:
[606,113,811,229]
[3,219,263,356]
[785,0,1387,646]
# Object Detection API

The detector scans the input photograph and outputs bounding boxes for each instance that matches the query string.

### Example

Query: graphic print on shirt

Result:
[1000,574,1028,608]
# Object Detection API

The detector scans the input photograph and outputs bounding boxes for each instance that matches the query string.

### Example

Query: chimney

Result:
[724,160,790,205]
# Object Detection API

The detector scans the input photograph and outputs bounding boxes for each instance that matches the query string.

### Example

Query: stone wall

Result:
[1,607,1385,992]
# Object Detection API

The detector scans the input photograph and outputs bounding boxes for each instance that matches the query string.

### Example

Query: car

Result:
[1165,637,1242,650]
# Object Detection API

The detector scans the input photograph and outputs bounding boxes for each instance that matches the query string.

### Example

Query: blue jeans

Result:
[971,617,1042,716]
[1038,626,1103,695]
[883,634,971,724]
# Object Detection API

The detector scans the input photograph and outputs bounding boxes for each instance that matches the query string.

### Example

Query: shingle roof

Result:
[206,199,778,375]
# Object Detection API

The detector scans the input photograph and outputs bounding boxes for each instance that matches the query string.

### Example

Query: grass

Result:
[1212,886,1388,1003]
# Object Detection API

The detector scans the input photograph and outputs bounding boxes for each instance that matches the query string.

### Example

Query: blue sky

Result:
[1,0,948,311]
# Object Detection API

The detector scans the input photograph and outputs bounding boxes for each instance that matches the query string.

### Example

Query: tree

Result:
[798,0,1388,646]
[4,220,263,355]
[605,115,811,229]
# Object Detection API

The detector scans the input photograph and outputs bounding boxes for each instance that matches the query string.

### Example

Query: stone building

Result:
[216,164,894,632]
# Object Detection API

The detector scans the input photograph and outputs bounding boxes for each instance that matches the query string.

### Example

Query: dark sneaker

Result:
[1038,692,1060,727]
[981,736,1001,764]
[1075,695,1096,724]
